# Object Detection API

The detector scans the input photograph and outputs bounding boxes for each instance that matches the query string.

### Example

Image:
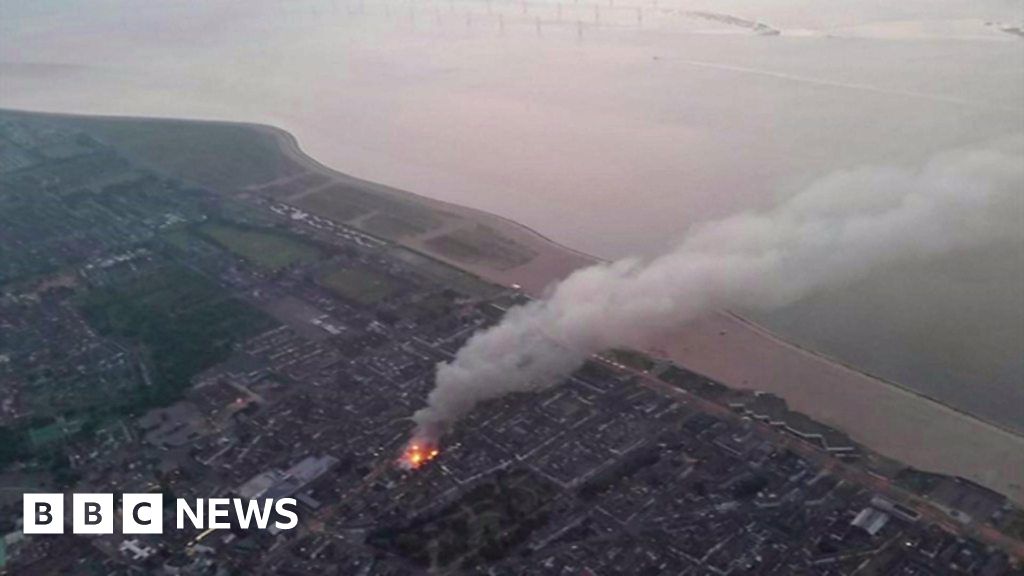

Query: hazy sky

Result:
[2,0,1022,429]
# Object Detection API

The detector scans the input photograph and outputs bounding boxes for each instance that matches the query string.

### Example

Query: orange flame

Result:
[400,441,440,470]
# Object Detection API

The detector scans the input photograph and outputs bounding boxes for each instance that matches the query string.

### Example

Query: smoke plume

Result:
[411,136,1024,441]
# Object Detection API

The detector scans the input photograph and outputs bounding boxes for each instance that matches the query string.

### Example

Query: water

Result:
[2,0,1022,430]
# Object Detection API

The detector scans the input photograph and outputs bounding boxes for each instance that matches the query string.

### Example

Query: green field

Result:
[197,222,323,271]
[293,189,372,222]
[79,263,276,407]
[60,116,303,190]
[321,266,402,305]
[27,419,83,451]
[424,225,537,270]
[27,423,64,449]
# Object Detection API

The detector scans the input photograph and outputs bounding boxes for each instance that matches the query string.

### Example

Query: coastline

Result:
[3,107,1022,504]
[246,122,598,293]
[264,117,1024,506]
[0,106,595,296]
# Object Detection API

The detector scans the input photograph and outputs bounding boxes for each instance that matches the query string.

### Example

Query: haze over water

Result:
[2,0,1022,430]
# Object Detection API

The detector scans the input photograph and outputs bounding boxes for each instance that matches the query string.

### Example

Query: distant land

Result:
[4,108,1022,506]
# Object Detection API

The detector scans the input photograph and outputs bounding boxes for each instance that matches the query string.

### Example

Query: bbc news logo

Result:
[23,493,298,534]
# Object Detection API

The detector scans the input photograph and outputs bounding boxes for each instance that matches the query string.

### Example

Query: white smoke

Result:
[412,136,1024,440]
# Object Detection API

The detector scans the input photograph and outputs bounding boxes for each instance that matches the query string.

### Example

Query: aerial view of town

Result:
[0,109,1021,575]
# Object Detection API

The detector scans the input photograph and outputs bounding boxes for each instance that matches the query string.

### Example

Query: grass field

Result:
[424,225,537,270]
[321,266,402,305]
[61,117,303,190]
[79,263,276,406]
[27,423,65,450]
[197,222,323,271]
[293,188,372,222]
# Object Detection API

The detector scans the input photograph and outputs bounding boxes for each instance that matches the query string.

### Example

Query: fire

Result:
[400,442,440,470]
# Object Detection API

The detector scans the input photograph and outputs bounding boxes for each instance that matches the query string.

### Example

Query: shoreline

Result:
[264,122,600,267]
[725,311,1024,443]
[4,106,1022,504]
